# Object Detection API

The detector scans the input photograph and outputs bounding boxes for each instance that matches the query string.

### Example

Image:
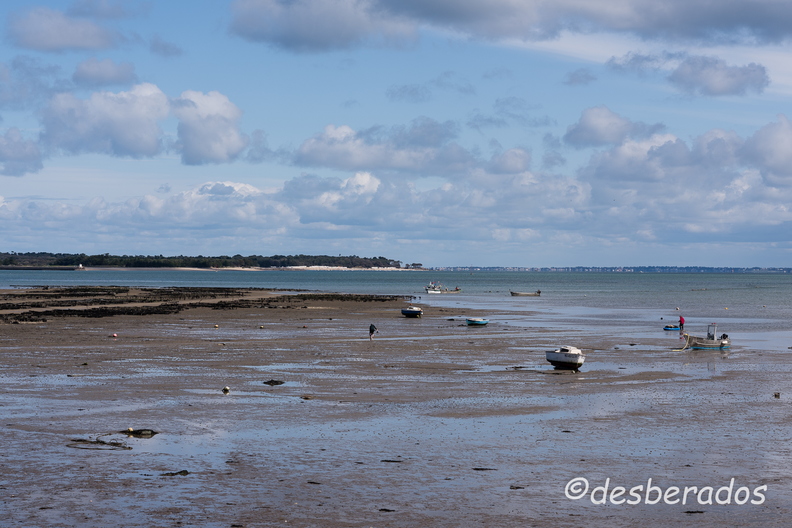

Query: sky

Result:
[1,1,792,268]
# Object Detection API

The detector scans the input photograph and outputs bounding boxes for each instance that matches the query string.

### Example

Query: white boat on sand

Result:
[680,323,730,350]
[545,346,585,370]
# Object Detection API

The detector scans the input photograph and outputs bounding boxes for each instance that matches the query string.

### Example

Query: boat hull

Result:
[545,348,585,369]
[686,335,730,349]
[466,318,489,326]
[510,291,540,296]
[401,308,423,318]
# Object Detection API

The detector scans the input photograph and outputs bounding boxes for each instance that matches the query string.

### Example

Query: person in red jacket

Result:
[679,316,685,330]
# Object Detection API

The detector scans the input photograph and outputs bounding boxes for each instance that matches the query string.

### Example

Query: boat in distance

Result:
[425,281,461,294]
[465,317,489,326]
[682,323,730,349]
[510,290,540,296]
[545,346,585,370]
[401,306,423,318]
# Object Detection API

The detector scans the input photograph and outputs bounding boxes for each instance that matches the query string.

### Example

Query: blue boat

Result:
[466,317,489,326]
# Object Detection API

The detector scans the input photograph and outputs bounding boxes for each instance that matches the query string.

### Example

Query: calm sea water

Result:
[2,268,790,350]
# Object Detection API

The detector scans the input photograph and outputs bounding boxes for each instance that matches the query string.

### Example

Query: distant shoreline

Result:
[0,265,425,272]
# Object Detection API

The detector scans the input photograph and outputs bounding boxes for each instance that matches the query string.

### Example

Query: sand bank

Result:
[1,287,788,527]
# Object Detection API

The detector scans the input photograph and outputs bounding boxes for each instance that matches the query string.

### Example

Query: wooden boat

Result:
[401,306,423,318]
[465,317,489,326]
[510,290,540,296]
[681,323,730,350]
[425,282,461,294]
[545,346,585,370]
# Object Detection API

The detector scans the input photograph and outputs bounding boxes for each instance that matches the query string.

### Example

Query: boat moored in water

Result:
[545,346,585,370]
[425,281,461,294]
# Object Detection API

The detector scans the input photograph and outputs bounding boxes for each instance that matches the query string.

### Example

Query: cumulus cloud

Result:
[294,118,474,175]
[8,7,119,51]
[229,0,414,52]
[40,83,169,157]
[741,115,792,186]
[668,56,770,96]
[488,148,531,174]
[0,128,43,175]
[72,58,136,86]
[564,106,665,148]
[230,0,792,51]
[172,90,249,165]
[606,51,683,74]
[0,56,67,110]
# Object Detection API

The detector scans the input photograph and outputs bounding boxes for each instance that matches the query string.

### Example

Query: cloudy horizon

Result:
[2,0,792,267]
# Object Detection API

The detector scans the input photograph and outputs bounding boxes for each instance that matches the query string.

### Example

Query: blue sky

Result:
[1,0,792,267]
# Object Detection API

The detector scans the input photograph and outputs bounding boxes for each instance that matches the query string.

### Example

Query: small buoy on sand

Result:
[214,324,219,328]
[222,386,230,394]
[112,333,118,337]
[260,325,264,329]
[675,307,680,310]
[128,427,134,432]
[774,392,780,398]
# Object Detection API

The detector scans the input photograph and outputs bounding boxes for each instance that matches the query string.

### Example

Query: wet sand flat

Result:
[1,287,791,527]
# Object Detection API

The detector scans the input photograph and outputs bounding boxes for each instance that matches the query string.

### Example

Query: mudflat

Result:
[1,287,789,527]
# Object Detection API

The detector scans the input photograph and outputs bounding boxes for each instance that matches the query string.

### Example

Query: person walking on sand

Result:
[679,316,685,331]
[369,324,378,340]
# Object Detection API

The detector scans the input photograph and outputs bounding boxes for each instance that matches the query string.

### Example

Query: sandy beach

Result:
[2,287,790,527]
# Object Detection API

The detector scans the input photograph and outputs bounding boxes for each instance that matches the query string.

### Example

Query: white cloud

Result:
[40,83,169,157]
[488,148,531,174]
[230,0,415,52]
[172,90,249,165]
[564,106,664,148]
[0,56,65,110]
[668,56,769,96]
[8,7,118,51]
[230,0,792,52]
[742,115,792,186]
[294,120,474,175]
[0,128,43,176]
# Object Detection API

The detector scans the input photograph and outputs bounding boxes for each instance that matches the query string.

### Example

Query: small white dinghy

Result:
[545,346,585,370]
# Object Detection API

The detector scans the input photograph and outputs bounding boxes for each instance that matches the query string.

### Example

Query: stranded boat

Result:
[465,317,489,326]
[401,306,423,318]
[681,323,731,350]
[510,290,541,296]
[545,346,585,370]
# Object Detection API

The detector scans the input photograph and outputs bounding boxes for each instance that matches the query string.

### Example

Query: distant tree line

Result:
[0,252,406,269]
